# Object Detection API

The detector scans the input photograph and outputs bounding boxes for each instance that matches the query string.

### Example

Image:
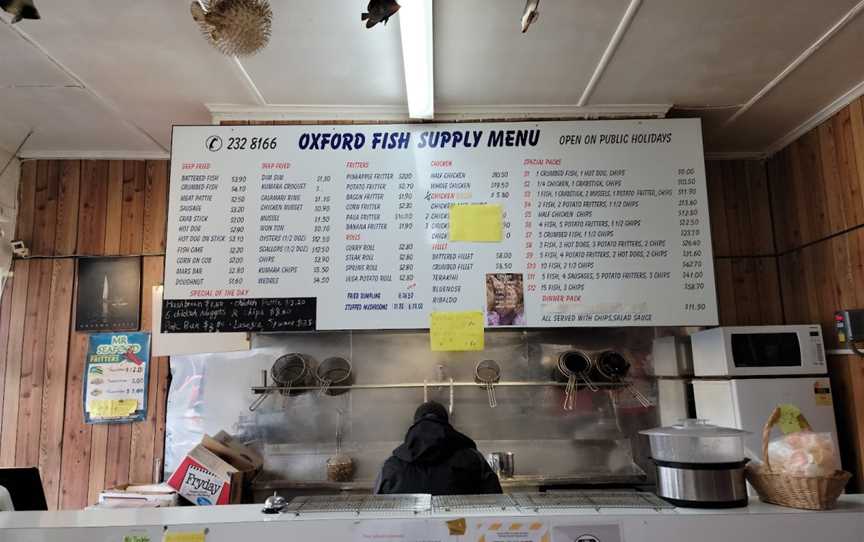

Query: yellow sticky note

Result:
[89,399,138,418]
[430,311,485,351]
[163,532,205,542]
[778,404,804,434]
[449,204,503,242]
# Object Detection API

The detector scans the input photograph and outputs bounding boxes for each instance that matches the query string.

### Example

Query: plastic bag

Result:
[767,431,839,477]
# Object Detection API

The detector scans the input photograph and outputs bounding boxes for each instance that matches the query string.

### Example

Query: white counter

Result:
[1,497,863,542]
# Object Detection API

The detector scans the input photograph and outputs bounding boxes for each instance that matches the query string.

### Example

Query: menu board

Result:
[164,119,717,332]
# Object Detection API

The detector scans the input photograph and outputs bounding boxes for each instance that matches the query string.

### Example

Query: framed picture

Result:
[76,257,142,332]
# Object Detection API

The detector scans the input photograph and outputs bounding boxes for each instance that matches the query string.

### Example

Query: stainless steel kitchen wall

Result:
[165,328,661,490]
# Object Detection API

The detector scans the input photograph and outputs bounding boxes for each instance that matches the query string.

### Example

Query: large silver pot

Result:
[641,420,750,508]
[654,459,749,508]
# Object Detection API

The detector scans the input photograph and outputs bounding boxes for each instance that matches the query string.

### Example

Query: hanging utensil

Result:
[326,409,354,482]
[556,350,595,411]
[316,357,353,396]
[271,353,316,408]
[248,369,270,412]
[448,378,455,416]
[474,360,501,408]
[596,351,653,407]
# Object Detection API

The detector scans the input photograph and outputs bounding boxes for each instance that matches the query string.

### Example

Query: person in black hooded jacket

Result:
[373,401,503,495]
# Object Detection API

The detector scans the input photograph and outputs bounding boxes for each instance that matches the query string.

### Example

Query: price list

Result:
[164,119,718,331]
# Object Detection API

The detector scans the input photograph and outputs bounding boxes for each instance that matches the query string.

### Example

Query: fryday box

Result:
[167,431,263,505]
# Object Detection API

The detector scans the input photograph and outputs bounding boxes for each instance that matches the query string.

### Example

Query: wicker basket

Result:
[746,406,851,510]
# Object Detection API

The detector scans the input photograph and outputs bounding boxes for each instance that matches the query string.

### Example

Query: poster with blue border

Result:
[83,332,151,424]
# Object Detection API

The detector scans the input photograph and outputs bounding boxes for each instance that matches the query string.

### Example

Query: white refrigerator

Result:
[690,325,840,464]
[692,378,838,461]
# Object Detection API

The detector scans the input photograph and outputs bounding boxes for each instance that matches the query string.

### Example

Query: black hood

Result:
[392,418,478,464]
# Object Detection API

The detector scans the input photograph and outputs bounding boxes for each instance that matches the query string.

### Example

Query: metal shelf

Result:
[250,380,625,393]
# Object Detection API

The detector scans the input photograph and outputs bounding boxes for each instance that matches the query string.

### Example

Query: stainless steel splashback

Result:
[165,328,661,487]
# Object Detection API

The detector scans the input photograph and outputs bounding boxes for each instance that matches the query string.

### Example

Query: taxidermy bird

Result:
[0,0,40,24]
[190,0,272,56]
[362,0,400,29]
[521,0,539,33]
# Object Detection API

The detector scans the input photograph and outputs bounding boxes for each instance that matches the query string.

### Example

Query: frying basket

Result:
[474,360,501,408]
[316,357,353,396]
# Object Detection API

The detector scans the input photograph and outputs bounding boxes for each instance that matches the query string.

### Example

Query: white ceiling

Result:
[1,0,864,158]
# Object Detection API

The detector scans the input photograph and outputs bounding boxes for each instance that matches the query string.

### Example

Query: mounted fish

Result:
[190,0,272,56]
[521,0,539,33]
[362,0,400,29]
[0,0,40,24]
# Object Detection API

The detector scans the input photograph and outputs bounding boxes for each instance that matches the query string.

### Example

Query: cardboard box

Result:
[167,431,263,506]
[97,483,178,508]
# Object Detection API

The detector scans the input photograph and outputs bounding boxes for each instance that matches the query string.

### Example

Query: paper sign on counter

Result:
[90,399,138,418]
[430,311,484,351]
[163,532,205,542]
[468,520,549,542]
[449,204,503,242]
[354,520,446,542]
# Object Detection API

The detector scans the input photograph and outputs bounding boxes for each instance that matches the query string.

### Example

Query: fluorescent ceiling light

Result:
[399,0,434,119]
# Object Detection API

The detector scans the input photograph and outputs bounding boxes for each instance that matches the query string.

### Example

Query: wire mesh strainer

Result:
[474,360,501,408]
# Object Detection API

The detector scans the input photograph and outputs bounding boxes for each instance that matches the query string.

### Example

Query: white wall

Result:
[0,150,20,292]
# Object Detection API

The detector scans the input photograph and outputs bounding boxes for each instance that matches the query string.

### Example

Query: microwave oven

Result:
[691,325,826,377]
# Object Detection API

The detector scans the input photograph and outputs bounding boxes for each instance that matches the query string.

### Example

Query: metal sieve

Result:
[474,360,501,408]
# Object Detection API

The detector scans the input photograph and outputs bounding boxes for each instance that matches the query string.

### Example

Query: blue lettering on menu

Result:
[297,129,541,150]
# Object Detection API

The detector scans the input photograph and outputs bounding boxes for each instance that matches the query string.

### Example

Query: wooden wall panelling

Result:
[722,162,754,257]
[771,148,803,252]
[754,257,783,324]
[714,259,736,326]
[55,161,81,256]
[104,161,125,256]
[0,260,29,466]
[706,162,731,257]
[800,130,831,242]
[76,160,109,255]
[152,355,170,482]
[778,250,805,324]
[143,161,168,254]
[15,162,36,248]
[15,259,52,466]
[120,161,146,255]
[745,161,776,256]
[825,107,864,231]
[715,257,783,327]
[31,161,59,256]
[815,240,841,348]
[849,228,864,306]
[707,160,774,258]
[849,96,864,209]
[129,256,164,483]
[787,143,814,247]
[58,268,91,510]
[0,269,16,461]
[86,161,122,499]
[731,259,758,324]
[39,259,74,509]
[767,153,790,253]
[819,117,849,234]
[827,355,864,492]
